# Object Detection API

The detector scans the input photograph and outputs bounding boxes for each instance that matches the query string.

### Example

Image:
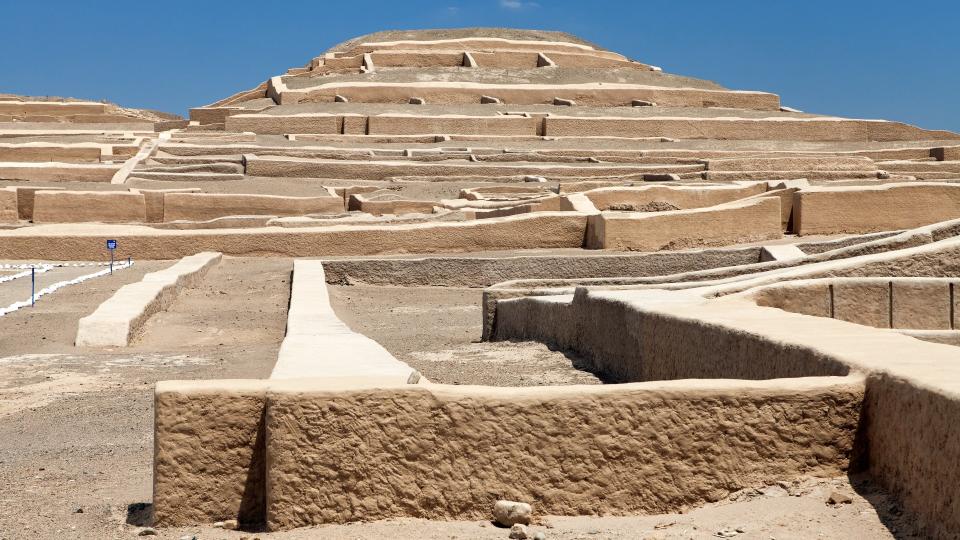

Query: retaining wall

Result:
[245,154,696,180]
[0,212,588,259]
[0,188,16,222]
[543,117,960,142]
[584,183,766,211]
[320,246,760,287]
[32,190,146,224]
[743,277,957,330]
[264,376,862,529]
[163,193,343,222]
[0,162,121,182]
[586,197,782,251]
[493,286,960,538]
[291,82,779,110]
[794,183,960,235]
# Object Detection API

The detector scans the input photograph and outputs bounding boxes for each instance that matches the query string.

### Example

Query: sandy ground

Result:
[328,284,601,385]
[0,258,921,539]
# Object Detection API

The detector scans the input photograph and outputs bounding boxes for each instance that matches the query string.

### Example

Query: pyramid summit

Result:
[1,27,959,540]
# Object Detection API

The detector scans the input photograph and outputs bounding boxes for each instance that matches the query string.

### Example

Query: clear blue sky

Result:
[1,0,957,131]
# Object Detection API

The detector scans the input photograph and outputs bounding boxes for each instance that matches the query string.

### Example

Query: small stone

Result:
[493,499,532,526]
[509,523,529,539]
[533,532,546,540]
[409,97,426,105]
[714,529,738,538]
[632,100,656,107]
[179,536,197,540]
[223,519,239,530]
[74,507,83,513]
[137,528,157,536]
[828,491,853,505]
[553,97,575,106]
[736,527,746,533]
[213,521,225,528]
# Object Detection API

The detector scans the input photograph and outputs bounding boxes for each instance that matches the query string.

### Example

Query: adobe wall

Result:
[0,144,102,163]
[32,191,146,224]
[367,114,538,136]
[292,82,779,110]
[864,372,960,540]
[76,252,222,347]
[0,188,17,223]
[543,117,960,142]
[272,260,418,381]
[153,379,267,528]
[245,155,679,180]
[10,186,63,220]
[0,162,121,182]
[586,197,782,251]
[745,277,957,330]
[225,113,341,135]
[264,376,862,529]
[135,188,201,223]
[584,183,766,211]
[0,212,588,259]
[369,50,465,67]
[703,156,877,172]
[349,194,436,216]
[347,37,622,57]
[491,286,960,538]
[0,101,106,116]
[793,183,960,235]
[163,193,344,222]
[321,246,759,287]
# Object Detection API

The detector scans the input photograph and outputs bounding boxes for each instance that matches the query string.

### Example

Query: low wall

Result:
[245,154,698,180]
[543,116,960,142]
[794,183,960,235]
[320,246,761,287]
[584,183,766,211]
[264,376,862,529]
[0,162,121,182]
[348,194,436,216]
[9,186,63,220]
[75,252,222,347]
[153,379,267,528]
[0,212,588,260]
[491,285,960,537]
[369,114,539,136]
[32,190,146,223]
[292,81,779,110]
[0,188,16,222]
[0,143,102,163]
[703,156,877,172]
[0,101,106,116]
[743,277,957,330]
[163,193,343,222]
[225,113,341,135]
[586,197,782,251]
[272,260,418,381]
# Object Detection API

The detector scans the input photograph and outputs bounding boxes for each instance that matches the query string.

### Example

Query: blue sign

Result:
[106,239,117,250]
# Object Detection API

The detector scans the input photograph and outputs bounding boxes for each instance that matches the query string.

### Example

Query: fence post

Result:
[31,267,35,307]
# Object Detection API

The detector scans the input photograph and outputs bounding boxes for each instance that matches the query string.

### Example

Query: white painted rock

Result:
[493,499,532,526]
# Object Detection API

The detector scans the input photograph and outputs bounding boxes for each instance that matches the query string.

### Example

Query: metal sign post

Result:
[106,239,117,274]
[31,267,35,307]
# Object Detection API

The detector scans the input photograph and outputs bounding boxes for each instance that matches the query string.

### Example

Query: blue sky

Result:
[1,0,957,131]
